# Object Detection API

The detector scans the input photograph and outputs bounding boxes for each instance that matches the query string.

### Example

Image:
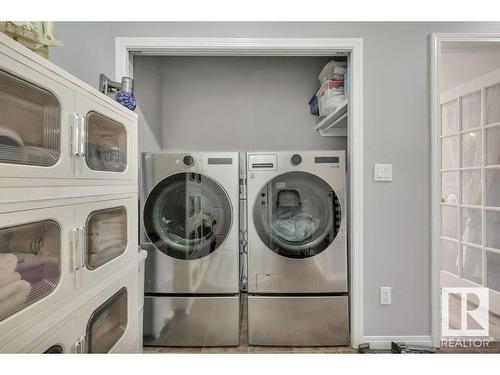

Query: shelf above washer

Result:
[314,99,348,137]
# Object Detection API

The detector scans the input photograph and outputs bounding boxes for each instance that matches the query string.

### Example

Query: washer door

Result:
[253,171,340,259]
[144,172,232,260]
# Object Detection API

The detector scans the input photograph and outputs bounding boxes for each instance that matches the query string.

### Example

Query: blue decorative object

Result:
[308,93,319,115]
[115,91,137,111]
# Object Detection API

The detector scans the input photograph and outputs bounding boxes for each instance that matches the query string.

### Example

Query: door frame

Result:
[115,37,364,347]
[430,33,500,347]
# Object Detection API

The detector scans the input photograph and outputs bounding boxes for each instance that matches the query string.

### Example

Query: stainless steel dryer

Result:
[246,151,348,346]
[141,152,240,347]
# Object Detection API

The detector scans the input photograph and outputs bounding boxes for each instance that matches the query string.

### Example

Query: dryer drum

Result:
[253,171,340,259]
[144,172,232,260]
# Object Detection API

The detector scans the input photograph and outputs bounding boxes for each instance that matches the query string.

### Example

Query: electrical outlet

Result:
[380,286,392,305]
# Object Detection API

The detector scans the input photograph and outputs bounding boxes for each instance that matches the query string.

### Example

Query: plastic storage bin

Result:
[317,80,345,117]
[318,61,347,85]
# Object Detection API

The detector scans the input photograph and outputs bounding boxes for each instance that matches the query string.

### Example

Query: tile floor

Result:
[143,294,500,354]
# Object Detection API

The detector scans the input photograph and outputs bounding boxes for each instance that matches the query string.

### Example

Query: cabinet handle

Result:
[79,226,86,269]
[78,115,86,158]
[71,113,80,157]
[75,336,86,354]
[72,227,80,271]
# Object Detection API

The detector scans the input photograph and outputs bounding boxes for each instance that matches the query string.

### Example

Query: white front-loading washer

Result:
[246,151,348,346]
[141,152,240,346]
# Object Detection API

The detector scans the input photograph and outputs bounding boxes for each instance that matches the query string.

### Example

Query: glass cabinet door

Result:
[86,288,127,353]
[0,220,60,321]
[73,92,136,182]
[0,68,61,168]
[85,111,127,173]
[74,197,136,290]
[86,206,127,270]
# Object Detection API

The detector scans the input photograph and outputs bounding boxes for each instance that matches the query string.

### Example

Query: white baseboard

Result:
[361,336,433,349]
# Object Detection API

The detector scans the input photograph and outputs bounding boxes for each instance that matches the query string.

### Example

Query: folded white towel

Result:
[90,229,125,239]
[89,227,125,237]
[91,240,126,254]
[15,253,58,272]
[0,271,21,287]
[91,217,126,230]
[9,226,43,254]
[91,305,122,347]
[90,246,124,266]
[0,279,31,303]
[0,279,31,320]
[0,253,18,273]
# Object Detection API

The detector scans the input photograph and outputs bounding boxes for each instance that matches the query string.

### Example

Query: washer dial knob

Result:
[290,154,302,166]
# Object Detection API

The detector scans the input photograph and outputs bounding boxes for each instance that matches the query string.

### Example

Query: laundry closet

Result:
[135,53,351,347]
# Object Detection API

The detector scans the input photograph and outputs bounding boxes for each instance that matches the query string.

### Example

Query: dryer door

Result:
[143,172,232,260]
[253,171,341,259]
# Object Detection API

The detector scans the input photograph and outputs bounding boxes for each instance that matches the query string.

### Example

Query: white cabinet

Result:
[0,206,74,335]
[27,316,80,353]
[23,261,140,353]
[73,197,138,289]
[0,32,140,354]
[0,195,138,341]
[0,33,137,188]
[74,93,137,182]
[0,53,75,180]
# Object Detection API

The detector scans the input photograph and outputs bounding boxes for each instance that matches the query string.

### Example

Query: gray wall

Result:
[49,22,500,339]
[441,48,500,92]
[134,55,345,152]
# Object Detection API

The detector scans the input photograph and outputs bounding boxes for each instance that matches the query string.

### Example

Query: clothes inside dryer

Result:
[253,171,340,259]
[143,172,232,260]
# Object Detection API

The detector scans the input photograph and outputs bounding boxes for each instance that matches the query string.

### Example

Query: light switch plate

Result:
[380,286,392,305]
[374,164,392,182]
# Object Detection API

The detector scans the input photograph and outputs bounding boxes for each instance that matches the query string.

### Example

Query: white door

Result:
[78,270,138,353]
[73,196,138,290]
[25,316,81,353]
[0,51,75,181]
[75,93,136,182]
[0,205,74,341]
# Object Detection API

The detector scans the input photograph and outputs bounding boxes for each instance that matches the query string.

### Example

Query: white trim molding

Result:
[430,33,500,348]
[115,37,364,348]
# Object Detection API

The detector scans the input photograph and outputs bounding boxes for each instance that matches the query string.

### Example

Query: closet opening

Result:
[116,36,363,347]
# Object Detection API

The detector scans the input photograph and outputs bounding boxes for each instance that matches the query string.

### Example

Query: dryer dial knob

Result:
[183,155,195,167]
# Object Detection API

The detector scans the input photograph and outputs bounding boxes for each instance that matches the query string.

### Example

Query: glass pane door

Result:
[253,171,341,259]
[0,68,60,167]
[87,288,127,353]
[85,111,127,172]
[0,220,60,321]
[440,83,500,340]
[86,206,127,270]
